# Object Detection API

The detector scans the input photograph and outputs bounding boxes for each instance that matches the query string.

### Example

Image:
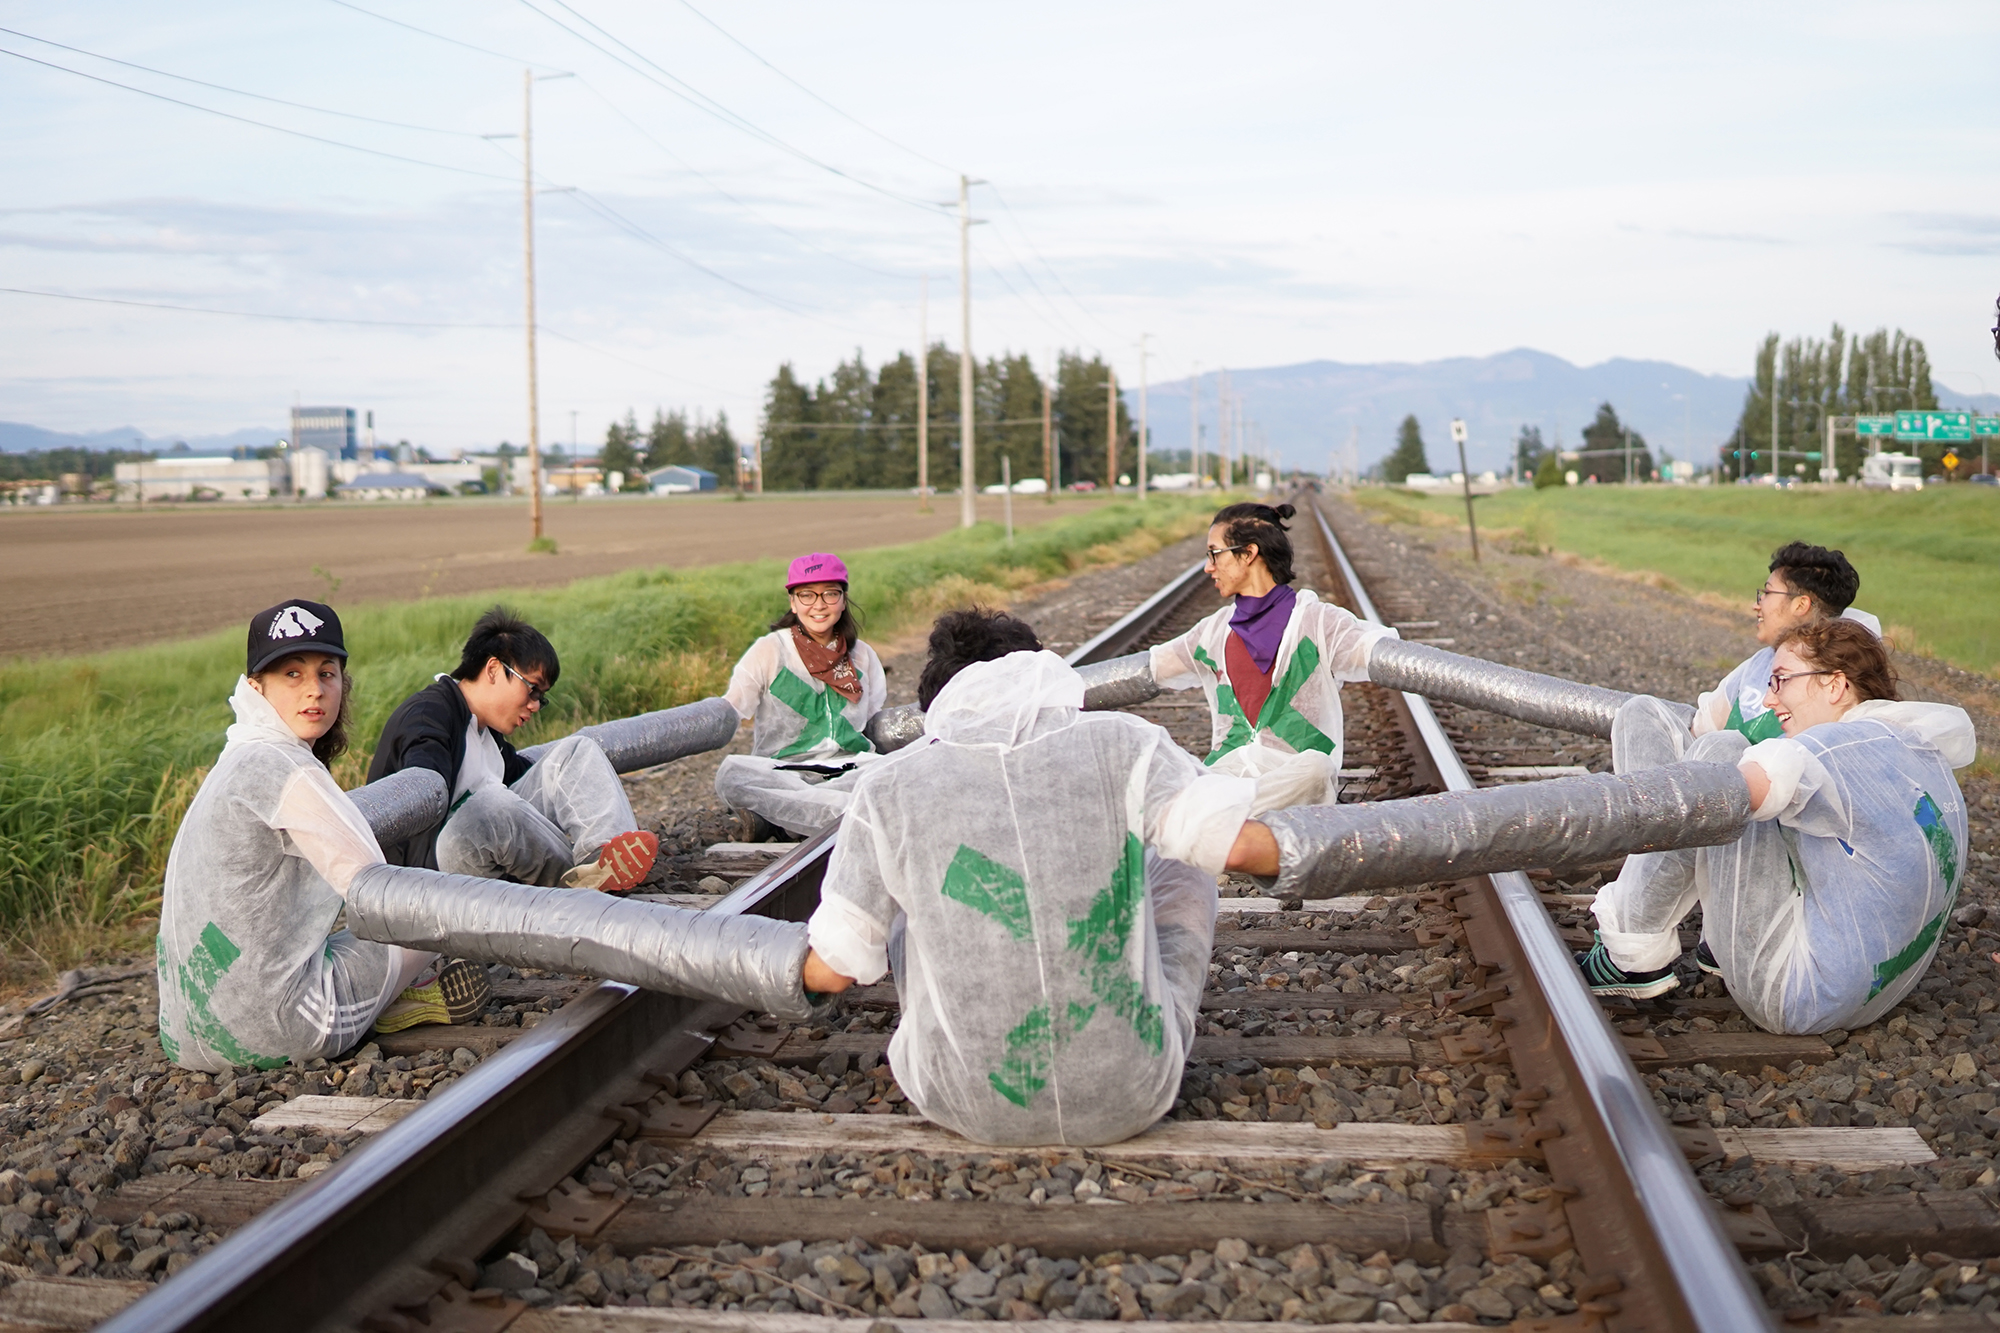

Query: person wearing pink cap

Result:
[714,553,887,837]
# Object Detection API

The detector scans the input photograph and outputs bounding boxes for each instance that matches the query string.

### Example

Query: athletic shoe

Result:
[559,830,659,895]
[1693,940,1721,977]
[374,959,493,1034]
[1574,939,1680,1001]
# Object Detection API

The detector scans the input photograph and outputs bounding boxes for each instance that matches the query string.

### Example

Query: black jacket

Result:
[365,677,533,868]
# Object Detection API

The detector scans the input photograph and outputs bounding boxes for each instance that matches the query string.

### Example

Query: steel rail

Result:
[1064,557,1208,665]
[1306,495,1770,1333]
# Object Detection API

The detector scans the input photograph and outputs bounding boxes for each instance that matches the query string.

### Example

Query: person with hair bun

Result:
[1148,501,1398,811]
[1578,618,1974,1034]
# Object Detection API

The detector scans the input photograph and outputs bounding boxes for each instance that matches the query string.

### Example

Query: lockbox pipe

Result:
[1263,760,1752,898]
[345,863,812,1020]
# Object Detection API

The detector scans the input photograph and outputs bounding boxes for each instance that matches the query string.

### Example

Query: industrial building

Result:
[113,456,289,502]
[291,407,357,460]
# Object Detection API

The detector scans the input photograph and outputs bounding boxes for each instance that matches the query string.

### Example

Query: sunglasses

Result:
[502,661,550,705]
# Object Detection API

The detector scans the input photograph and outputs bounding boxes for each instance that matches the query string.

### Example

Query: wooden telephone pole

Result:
[521,69,544,542]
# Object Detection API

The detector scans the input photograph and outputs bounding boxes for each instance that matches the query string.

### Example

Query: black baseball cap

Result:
[246,599,348,675]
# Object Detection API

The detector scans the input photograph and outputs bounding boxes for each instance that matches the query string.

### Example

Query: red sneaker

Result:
[560,831,659,895]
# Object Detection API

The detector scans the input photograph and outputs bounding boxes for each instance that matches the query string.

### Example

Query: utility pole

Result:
[1105,366,1118,492]
[957,176,977,528]
[1041,369,1053,505]
[1769,357,1778,482]
[521,69,545,543]
[1189,363,1201,488]
[1218,369,1232,488]
[917,275,929,512]
[1137,335,1150,502]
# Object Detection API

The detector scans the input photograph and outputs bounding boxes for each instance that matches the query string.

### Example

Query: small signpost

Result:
[1450,419,1479,563]
[1942,451,1960,473]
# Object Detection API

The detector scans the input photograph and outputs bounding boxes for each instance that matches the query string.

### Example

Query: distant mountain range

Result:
[0,422,279,454]
[1141,348,2000,476]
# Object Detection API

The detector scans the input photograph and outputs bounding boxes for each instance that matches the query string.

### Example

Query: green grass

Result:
[0,496,1213,951]
[1355,485,2000,674]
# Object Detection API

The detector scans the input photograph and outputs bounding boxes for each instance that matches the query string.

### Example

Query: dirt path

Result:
[0,492,1107,661]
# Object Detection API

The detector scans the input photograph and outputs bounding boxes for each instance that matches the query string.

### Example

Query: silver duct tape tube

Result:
[865,652,1162,754]
[345,863,813,1020]
[347,767,448,851]
[1077,651,1161,711]
[866,703,927,753]
[519,695,741,774]
[1367,638,1695,739]
[1264,760,1752,898]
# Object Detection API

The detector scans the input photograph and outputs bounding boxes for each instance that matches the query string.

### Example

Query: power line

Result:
[514,0,946,216]
[0,25,484,138]
[0,285,510,328]
[573,79,910,282]
[539,327,756,401]
[673,0,958,175]
[321,0,558,70]
[985,182,1121,342]
[0,46,514,182]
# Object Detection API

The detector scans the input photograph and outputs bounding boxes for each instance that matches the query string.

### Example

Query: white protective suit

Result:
[1149,589,1398,806]
[806,650,1256,1146]
[1596,692,1972,1034]
[156,679,433,1072]
[1693,607,1883,744]
[713,629,887,837]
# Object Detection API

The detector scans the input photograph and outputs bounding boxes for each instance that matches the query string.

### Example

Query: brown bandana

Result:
[792,626,863,703]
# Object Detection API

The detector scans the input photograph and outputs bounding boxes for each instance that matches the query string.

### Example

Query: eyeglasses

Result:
[502,661,549,706]
[1205,545,1247,563]
[790,588,846,606]
[1753,585,1791,602]
[1768,668,1834,694]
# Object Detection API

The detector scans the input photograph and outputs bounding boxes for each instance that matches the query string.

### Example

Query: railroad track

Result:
[75,495,1991,1333]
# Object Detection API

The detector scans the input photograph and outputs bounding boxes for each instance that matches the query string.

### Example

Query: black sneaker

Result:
[1575,939,1680,1000]
[1693,940,1721,977]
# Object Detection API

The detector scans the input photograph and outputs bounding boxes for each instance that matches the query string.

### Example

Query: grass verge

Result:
[1353,485,2000,675]
[0,496,1213,978]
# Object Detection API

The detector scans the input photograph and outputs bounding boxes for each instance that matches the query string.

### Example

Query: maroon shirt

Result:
[1224,631,1274,727]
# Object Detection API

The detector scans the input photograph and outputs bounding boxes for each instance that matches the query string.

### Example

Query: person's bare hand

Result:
[802,948,854,995]
[1225,820,1279,877]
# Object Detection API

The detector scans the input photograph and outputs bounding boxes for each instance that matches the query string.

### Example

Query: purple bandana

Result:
[1229,584,1297,675]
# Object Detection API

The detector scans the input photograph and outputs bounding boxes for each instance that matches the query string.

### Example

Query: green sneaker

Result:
[374,959,493,1034]
[1575,939,1679,1001]
[1693,940,1722,977]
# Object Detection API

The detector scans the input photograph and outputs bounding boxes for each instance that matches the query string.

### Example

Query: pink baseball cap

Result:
[785,552,849,588]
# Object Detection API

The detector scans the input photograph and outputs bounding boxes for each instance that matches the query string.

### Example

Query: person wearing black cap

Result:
[366,606,658,892]
[155,600,491,1072]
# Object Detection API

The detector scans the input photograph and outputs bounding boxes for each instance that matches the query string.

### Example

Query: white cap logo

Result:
[269,605,325,640]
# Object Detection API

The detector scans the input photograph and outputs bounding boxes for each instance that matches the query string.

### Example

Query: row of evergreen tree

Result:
[759,347,1135,492]
[590,347,1140,492]
[1720,326,1937,480]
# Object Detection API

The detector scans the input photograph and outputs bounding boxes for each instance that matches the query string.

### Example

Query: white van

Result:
[1860,452,1923,492]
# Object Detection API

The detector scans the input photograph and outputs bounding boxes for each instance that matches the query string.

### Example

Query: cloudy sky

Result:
[3,1,1997,458]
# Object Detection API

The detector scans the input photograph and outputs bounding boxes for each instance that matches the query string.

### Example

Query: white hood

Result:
[924,650,1085,747]
[1840,606,1883,637]
[1847,698,1977,769]
[225,675,312,754]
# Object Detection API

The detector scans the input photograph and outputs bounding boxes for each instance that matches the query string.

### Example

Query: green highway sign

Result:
[1855,416,1896,436]
[1895,410,1973,442]
[1976,417,2000,437]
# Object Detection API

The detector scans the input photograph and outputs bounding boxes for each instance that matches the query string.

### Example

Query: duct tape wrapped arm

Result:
[1261,760,1754,899]
[864,651,1164,754]
[1364,637,1695,739]
[515,695,740,774]
[344,863,814,1020]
